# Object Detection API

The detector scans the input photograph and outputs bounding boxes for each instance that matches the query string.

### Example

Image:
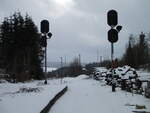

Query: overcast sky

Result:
[0,0,150,63]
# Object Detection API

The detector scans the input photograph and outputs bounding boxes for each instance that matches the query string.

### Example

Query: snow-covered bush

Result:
[16,87,43,93]
[0,79,8,83]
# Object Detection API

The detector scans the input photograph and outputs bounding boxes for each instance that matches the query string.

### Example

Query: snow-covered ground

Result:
[43,67,57,72]
[0,73,150,113]
[138,70,150,81]
[0,79,66,113]
[50,75,150,113]
[95,67,108,73]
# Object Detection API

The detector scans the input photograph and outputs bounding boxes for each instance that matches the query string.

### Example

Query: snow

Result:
[138,71,150,81]
[110,66,136,79]
[74,74,89,80]
[43,67,57,72]
[95,65,150,80]
[0,72,150,113]
[50,75,150,113]
[0,79,66,113]
[47,67,57,72]
[95,67,107,73]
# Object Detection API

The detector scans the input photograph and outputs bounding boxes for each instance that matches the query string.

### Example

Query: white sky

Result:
[0,0,150,63]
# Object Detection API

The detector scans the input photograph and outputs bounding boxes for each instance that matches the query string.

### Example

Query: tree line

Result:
[0,12,44,82]
[84,32,150,73]
[119,32,150,69]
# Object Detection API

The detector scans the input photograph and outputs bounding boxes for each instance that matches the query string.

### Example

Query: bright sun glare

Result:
[54,0,73,7]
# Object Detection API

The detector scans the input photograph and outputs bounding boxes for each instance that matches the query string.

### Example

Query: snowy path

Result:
[50,76,150,113]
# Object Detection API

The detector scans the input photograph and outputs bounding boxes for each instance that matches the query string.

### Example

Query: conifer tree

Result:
[0,12,44,81]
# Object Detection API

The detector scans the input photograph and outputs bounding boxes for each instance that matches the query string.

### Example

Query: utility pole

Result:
[100,56,102,67]
[97,49,99,63]
[65,56,67,66]
[60,57,63,84]
[78,54,81,65]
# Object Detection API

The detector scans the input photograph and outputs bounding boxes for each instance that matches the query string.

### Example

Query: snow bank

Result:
[95,67,107,73]
[94,65,150,81]
[114,66,150,80]
[138,71,150,81]
[102,65,137,79]
[0,79,8,83]
[43,67,57,72]
[75,74,89,80]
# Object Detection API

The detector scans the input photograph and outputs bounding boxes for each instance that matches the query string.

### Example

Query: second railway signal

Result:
[107,10,118,27]
[108,29,118,43]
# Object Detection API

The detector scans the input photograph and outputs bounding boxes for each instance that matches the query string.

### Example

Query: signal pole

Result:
[40,20,52,84]
[45,41,47,83]
[111,43,114,64]
[107,10,122,83]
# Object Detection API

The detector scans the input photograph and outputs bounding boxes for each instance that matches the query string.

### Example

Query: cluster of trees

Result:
[0,12,44,82]
[84,60,112,75]
[48,57,83,78]
[67,57,83,76]
[120,32,150,69]
[85,32,150,72]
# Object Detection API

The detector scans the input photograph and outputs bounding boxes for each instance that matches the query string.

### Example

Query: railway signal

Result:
[107,10,122,85]
[41,20,49,34]
[107,10,118,27]
[40,20,52,84]
[108,29,118,43]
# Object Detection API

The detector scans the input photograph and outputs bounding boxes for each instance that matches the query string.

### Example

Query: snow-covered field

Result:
[43,67,57,72]
[138,70,150,81]
[0,79,66,113]
[50,75,150,113]
[0,73,150,113]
